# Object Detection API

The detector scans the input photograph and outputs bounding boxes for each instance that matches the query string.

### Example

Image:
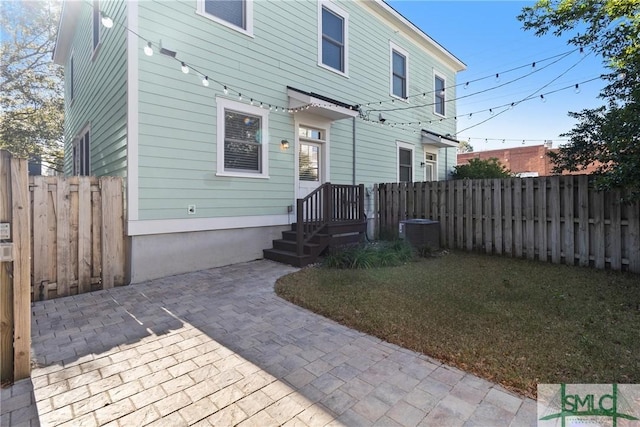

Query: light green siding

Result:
[63,1,128,178]
[134,0,461,221]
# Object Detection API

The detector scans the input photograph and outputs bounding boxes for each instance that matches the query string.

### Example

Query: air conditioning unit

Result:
[399,219,440,250]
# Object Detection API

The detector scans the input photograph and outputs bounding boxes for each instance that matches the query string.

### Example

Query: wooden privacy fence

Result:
[29,174,126,301]
[1,151,31,382]
[375,176,640,273]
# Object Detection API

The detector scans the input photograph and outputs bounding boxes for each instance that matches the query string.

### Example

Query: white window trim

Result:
[69,50,75,104]
[317,0,349,78]
[423,149,438,181]
[73,124,91,176]
[216,97,269,179]
[396,141,414,182]
[389,41,409,102]
[294,114,332,200]
[433,71,447,118]
[196,0,254,38]
[91,0,102,60]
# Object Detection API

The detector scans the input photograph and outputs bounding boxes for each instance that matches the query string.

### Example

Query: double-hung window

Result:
[69,54,75,102]
[390,42,408,100]
[197,0,254,36]
[434,74,446,116]
[319,1,348,75]
[92,0,101,53]
[73,128,91,176]
[216,97,269,178]
[397,142,413,182]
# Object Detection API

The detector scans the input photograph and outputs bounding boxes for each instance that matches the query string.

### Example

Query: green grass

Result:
[275,251,640,398]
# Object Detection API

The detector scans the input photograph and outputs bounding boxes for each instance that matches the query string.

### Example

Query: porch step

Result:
[273,239,321,255]
[263,248,313,267]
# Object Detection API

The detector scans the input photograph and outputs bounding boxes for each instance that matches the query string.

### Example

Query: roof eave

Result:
[372,0,466,72]
[53,1,82,65]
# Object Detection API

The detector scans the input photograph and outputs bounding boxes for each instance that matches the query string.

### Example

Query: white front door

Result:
[298,126,325,199]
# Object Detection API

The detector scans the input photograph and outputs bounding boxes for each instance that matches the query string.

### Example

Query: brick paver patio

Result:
[1,260,536,426]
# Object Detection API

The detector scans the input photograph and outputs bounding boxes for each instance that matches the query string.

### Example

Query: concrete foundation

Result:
[129,225,288,283]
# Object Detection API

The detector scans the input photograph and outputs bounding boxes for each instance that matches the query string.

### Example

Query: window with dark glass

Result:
[321,7,344,72]
[205,0,245,29]
[435,76,445,116]
[92,0,100,50]
[224,110,261,172]
[399,148,412,182]
[392,50,407,98]
[73,130,90,176]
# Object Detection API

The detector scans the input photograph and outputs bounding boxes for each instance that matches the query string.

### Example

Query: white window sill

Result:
[317,62,349,78]
[195,10,254,38]
[390,93,410,103]
[216,171,270,179]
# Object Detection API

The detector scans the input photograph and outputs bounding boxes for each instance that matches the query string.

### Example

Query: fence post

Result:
[0,150,13,383]
[10,154,31,380]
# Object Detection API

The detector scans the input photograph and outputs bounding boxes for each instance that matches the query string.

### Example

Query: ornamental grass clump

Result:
[322,240,414,269]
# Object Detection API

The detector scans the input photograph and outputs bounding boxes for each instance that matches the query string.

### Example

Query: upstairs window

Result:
[69,54,75,101]
[216,97,269,178]
[390,42,409,100]
[319,1,348,75]
[197,0,254,36]
[73,128,91,176]
[92,1,100,51]
[435,74,446,116]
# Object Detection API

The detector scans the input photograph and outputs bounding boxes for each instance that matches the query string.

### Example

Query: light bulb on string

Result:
[540,94,546,103]
[269,105,273,111]
[250,99,254,105]
[464,82,469,89]
[510,102,515,110]
[100,13,113,28]
[202,76,209,87]
[238,93,242,101]
[223,86,228,95]
[495,73,500,83]
[181,62,189,74]
[532,62,536,68]
[579,46,584,55]
[574,84,581,94]
[468,113,473,120]
[489,109,494,116]
[144,42,153,56]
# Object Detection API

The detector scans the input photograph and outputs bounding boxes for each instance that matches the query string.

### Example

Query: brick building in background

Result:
[457,142,601,177]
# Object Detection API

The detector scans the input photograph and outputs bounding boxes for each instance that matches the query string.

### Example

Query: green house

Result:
[53,0,465,282]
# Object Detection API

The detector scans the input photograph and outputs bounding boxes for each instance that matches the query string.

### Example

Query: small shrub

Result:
[322,240,414,269]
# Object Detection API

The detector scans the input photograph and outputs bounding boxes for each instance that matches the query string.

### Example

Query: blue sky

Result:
[387,0,608,151]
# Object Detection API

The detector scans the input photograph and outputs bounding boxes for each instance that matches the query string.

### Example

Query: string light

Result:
[223,85,228,95]
[181,62,189,74]
[144,42,153,56]
[489,108,494,116]
[495,73,500,83]
[574,84,580,94]
[202,76,209,87]
[238,93,242,101]
[100,12,113,28]
[540,94,546,103]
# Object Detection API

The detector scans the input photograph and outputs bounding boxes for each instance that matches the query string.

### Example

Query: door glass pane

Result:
[299,144,319,181]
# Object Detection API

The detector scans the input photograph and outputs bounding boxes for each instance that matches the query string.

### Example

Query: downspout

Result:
[444,147,448,180]
[352,117,356,185]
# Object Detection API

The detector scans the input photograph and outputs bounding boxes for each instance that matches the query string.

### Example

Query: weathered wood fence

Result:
[1,149,127,382]
[29,175,126,301]
[1,151,31,382]
[375,176,640,273]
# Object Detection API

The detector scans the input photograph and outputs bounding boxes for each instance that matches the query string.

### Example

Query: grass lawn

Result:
[275,251,640,398]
